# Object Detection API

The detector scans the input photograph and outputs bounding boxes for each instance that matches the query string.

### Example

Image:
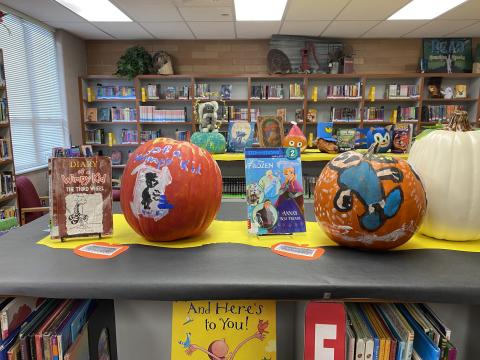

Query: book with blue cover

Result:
[245,147,306,235]
[227,121,255,153]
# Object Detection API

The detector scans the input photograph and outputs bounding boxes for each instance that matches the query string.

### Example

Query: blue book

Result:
[227,121,255,153]
[245,147,306,235]
[355,128,370,149]
[358,305,380,360]
[316,121,335,141]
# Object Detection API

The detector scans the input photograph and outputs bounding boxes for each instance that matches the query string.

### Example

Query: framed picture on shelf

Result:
[257,116,284,147]
[423,38,473,73]
[86,108,97,122]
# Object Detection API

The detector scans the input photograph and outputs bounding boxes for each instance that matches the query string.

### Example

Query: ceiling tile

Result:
[439,0,480,20]
[448,21,480,36]
[236,21,280,39]
[46,21,114,39]
[285,0,351,21]
[321,21,380,38]
[172,0,233,5]
[404,20,478,38]
[280,21,330,36]
[142,22,194,39]
[111,0,183,21]
[362,20,429,38]
[1,0,84,22]
[178,6,233,21]
[336,0,411,20]
[94,22,154,39]
[188,22,235,39]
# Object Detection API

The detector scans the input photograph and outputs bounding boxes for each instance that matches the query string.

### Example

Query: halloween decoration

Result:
[283,122,307,152]
[427,77,443,98]
[409,110,480,241]
[314,144,427,250]
[190,131,226,154]
[120,138,222,242]
[267,49,291,74]
[153,50,174,75]
[367,127,391,153]
[115,46,153,80]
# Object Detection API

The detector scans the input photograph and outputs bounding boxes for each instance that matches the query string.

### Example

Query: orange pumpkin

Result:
[283,122,307,152]
[314,148,426,250]
[120,138,222,242]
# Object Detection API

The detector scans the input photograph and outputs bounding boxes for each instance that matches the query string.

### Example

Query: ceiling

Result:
[1,0,480,40]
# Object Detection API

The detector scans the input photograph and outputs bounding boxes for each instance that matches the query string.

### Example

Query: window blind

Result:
[0,14,67,173]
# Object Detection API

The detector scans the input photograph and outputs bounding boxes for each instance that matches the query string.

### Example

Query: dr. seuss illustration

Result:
[171,300,276,360]
[50,157,112,239]
[245,148,306,235]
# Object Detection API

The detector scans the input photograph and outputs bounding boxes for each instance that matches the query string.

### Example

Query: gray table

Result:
[0,202,479,304]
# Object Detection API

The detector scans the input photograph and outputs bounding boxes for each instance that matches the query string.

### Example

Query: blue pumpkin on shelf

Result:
[367,127,391,153]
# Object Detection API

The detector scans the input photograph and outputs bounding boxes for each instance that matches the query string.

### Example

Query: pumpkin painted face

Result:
[314,150,427,250]
[283,122,307,152]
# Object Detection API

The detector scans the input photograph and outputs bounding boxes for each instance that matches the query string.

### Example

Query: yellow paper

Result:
[37,214,480,253]
[312,86,318,102]
[391,109,398,124]
[171,300,276,360]
[141,87,147,102]
[86,87,93,102]
[108,132,113,147]
[369,86,375,101]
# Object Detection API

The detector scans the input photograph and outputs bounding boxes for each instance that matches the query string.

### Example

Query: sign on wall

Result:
[423,38,473,73]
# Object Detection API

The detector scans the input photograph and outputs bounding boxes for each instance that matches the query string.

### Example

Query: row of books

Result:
[220,106,260,122]
[86,107,137,123]
[0,98,7,123]
[120,129,138,144]
[346,303,456,360]
[139,106,187,122]
[0,297,99,360]
[94,85,135,99]
[289,83,304,99]
[364,106,385,121]
[143,84,190,100]
[0,205,16,219]
[422,105,464,123]
[0,138,10,160]
[251,84,285,99]
[386,84,420,99]
[327,82,362,98]
[140,130,162,143]
[85,129,105,145]
[195,83,211,99]
[0,171,15,196]
[331,107,358,122]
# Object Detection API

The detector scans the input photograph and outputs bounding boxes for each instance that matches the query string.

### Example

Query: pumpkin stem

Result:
[444,110,472,132]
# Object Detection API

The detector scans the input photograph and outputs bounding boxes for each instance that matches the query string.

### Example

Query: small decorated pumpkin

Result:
[408,111,480,240]
[120,138,222,242]
[367,127,391,153]
[314,145,427,250]
[190,132,226,154]
[282,122,307,152]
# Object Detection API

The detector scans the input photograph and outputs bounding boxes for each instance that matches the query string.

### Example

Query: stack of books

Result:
[95,85,135,99]
[139,107,187,122]
[331,107,358,122]
[107,107,136,122]
[397,106,419,121]
[251,84,284,99]
[85,129,105,144]
[289,83,304,99]
[140,130,162,143]
[327,82,362,99]
[364,106,385,122]
[120,129,138,144]
[423,105,464,122]
[386,84,419,99]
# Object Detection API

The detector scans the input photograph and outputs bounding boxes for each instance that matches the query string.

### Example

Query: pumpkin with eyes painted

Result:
[314,145,427,250]
[282,122,307,152]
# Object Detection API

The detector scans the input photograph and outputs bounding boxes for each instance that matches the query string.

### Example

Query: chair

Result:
[16,176,49,225]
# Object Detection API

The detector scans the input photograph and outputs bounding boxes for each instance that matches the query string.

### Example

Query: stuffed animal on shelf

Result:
[198,101,220,132]
[427,77,443,98]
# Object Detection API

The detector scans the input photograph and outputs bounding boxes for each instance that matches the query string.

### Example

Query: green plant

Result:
[115,46,153,79]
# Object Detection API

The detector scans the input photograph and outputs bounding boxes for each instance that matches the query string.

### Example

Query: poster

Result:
[423,38,472,73]
[171,300,276,360]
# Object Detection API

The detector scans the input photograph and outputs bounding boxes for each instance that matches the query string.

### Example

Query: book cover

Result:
[98,108,110,122]
[110,151,122,165]
[85,108,97,123]
[50,157,113,239]
[391,124,413,154]
[165,86,176,100]
[355,128,370,149]
[336,128,356,152]
[220,84,232,100]
[1,298,42,340]
[245,147,306,235]
[227,121,255,153]
[171,300,276,360]
[316,122,335,141]
[256,116,284,148]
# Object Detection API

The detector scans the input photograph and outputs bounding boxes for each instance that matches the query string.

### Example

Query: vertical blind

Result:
[0,14,67,173]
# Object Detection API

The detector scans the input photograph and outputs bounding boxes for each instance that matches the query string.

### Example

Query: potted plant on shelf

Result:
[115,46,153,79]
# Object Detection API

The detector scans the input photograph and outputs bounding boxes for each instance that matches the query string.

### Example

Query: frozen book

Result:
[245,147,306,235]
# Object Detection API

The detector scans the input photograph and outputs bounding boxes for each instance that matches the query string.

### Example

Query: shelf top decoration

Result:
[423,38,473,73]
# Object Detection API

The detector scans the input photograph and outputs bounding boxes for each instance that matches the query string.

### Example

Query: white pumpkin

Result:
[408,111,480,241]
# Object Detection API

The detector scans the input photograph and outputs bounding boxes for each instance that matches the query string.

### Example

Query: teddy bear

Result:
[198,101,220,132]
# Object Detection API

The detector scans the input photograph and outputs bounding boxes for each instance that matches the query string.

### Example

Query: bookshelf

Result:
[0,50,19,224]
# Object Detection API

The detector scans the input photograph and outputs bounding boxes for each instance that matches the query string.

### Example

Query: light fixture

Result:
[388,0,468,20]
[235,0,288,21]
[54,0,132,22]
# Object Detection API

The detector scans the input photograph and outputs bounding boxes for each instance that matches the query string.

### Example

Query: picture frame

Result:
[423,38,473,73]
[257,116,284,148]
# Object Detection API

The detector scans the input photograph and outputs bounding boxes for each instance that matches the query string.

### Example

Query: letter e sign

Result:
[304,302,345,360]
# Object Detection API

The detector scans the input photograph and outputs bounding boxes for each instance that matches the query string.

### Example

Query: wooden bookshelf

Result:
[0,50,19,224]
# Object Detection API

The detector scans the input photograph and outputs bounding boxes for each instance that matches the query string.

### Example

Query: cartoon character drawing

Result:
[328,151,404,231]
[258,170,280,201]
[246,183,263,205]
[179,333,192,348]
[275,167,304,214]
[367,127,391,153]
[68,195,89,225]
[183,320,268,359]
[255,200,277,229]
[130,164,174,221]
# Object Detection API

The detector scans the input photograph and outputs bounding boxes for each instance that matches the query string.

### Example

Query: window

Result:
[0,14,68,173]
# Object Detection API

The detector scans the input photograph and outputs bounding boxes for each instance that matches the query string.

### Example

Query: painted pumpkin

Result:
[282,122,307,152]
[120,138,222,242]
[408,110,480,240]
[190,131,226,154]
[367,127,391,153]
[314,145,427,250]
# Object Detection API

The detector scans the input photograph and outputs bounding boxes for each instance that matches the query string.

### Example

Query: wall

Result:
[86,38,479,75]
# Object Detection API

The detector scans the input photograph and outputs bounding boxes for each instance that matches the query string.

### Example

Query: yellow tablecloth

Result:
[38,214,480,252]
